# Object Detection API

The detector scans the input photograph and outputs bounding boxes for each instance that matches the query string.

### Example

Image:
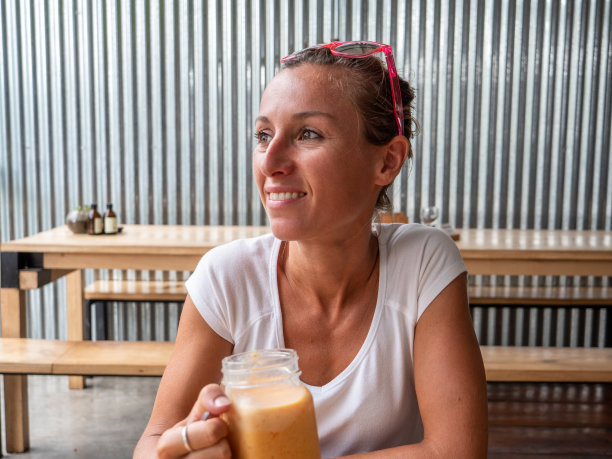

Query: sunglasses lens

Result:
[333,42,380,55]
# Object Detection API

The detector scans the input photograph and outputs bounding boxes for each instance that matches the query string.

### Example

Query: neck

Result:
[279,227,380,311]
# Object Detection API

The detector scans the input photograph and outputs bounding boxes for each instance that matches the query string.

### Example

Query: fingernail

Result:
[214,395,231,407]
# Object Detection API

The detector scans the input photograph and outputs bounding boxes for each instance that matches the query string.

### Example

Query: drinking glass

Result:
[420,206,439,226]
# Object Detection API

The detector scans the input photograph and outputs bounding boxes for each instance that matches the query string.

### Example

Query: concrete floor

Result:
[5,377,608,458]
[1,375,160,458]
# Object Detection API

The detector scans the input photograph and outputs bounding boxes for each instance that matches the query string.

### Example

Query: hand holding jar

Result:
[155,384,232,458]
[155,349,320,459]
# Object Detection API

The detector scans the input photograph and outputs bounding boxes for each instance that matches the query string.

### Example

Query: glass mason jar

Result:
[221,349,321,459]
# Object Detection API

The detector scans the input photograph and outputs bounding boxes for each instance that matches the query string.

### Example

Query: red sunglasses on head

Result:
[282,41,405,137]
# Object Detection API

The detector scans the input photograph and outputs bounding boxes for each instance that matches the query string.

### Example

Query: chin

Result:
[268,219,309,242]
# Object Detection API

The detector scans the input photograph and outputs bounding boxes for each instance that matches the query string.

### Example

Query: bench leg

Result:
[4,375,30,453]
[1,288,30,452]
[102,301,109,340]
[88,300,108,341]
[66,270,86,390]
[85,299,92,341]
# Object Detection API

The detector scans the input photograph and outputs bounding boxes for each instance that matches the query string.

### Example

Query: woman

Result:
[135,41,488,458]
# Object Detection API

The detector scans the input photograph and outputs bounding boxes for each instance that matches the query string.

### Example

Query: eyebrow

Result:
[255,111,337,124]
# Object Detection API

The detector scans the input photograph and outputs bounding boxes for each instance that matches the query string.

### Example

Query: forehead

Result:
[259,64,355,115]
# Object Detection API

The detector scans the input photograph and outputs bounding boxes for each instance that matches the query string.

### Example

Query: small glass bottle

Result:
[103,203,118,234]
[87,204,103,235]
[221,349,321,459]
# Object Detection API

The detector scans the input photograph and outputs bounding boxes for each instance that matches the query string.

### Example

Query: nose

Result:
[257,134,294,177]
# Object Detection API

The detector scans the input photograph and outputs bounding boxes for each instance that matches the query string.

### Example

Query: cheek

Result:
[252,154,266,195]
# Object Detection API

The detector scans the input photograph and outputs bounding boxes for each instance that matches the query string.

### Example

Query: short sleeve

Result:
[185,248,234,343]
[183,234,278,346]
[416,229,467,320]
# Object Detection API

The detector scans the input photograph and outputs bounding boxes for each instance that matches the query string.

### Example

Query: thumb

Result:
[187,383,232,423]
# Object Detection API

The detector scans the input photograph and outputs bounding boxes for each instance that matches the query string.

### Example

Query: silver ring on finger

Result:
[181,424,194,453]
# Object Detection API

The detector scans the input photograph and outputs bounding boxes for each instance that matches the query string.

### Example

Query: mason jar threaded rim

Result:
[221,348,301,388]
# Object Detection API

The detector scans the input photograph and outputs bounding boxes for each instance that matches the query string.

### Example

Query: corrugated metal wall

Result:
[1,0,610,344]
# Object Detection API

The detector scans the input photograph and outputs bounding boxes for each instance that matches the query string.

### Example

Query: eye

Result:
[299,129,321,141]
[254,130,272,144]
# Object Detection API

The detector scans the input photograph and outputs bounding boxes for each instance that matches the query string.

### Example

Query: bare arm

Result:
[133,294,234,458]
[340,273,488,458]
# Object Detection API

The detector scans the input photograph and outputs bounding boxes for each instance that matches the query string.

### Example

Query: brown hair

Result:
[281,46,419,213]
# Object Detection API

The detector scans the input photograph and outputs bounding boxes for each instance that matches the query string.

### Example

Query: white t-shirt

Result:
[185,223,467,457]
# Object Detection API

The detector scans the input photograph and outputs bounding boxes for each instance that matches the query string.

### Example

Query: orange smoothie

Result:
[224,382,321,459]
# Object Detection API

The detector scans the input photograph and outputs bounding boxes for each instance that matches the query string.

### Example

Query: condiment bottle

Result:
[87,204,103,235]
[221,349,321,459]
[103,203,118,234]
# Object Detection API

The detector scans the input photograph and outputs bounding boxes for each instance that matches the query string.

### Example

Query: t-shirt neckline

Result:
[269,231,388,392]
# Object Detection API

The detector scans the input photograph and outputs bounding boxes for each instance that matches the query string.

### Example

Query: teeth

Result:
[270,192,305,201]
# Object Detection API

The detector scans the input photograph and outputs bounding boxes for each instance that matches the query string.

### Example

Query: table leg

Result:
[66,269,86,389]
[0,288,30,453]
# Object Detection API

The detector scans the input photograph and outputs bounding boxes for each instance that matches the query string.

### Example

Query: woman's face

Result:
[253,64,385,243]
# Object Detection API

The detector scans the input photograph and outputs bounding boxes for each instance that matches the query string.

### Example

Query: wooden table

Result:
[0,224,270,452]
[1,225,611,452]
[1,224,272,345]
[455,228,612,276]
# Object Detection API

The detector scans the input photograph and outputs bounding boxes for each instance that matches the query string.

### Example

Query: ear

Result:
[374,135,410,186]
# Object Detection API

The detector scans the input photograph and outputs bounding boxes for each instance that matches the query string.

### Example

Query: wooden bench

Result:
[468,284,611,347]
[481,345,612,382]
[84,280,187,303]
[0,337,610,454]
[0,338,174,376]
[84,280,187,339]
[469,285,612,306]
[0,338,173,453]
[80,263,611,380]
[1,338,610,383]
